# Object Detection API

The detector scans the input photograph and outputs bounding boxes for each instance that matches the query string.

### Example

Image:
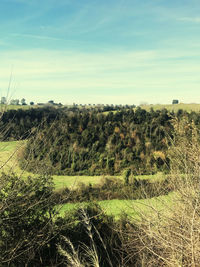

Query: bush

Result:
[54,176,172,204]
[0,173,56,266]
[56,203,123,267]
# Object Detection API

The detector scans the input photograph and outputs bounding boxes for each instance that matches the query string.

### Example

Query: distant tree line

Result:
[0,105,135,141]
[0,107,65,140]
[1,97,28,105]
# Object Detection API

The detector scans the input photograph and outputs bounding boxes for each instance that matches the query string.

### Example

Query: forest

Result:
[6,106,199,175]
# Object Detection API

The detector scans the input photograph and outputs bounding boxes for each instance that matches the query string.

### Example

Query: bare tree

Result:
[123,117,200,266]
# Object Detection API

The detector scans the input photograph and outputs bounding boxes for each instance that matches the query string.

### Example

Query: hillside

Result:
[139,103,200,112]
[19,107,200,176]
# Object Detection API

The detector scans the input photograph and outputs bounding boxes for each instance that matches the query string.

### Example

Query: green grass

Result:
[53,175,121,189]
[58,192,175,219]
[53,172,164,190]
[0,140,26,172]
[0,141,19,152]
[0,104,36,111]
[139,103,200,113]
[0,140,37,178]
[133,172,165,182]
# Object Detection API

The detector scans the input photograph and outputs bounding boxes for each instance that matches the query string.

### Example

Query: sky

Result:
[0,0,200,105]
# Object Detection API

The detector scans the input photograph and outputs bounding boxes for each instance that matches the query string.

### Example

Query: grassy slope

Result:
[0,104,37,111]
[139,103,200,112]
[53,173,164,189]
[53,175,120,189]
[0,141,25,172]
[58,192,174,219]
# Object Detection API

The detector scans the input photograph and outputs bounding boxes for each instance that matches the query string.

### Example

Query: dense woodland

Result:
[16,107,200,175]
[1,106,200,175]
[0,107,64,140]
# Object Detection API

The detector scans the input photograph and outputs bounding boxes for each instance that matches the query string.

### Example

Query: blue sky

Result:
[0,0,200,105]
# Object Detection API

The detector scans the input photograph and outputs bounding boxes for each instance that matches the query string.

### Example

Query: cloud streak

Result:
[12,33,62,41]
[178,17,200,23]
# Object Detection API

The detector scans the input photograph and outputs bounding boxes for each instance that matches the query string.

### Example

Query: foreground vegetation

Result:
[0,170,175,266]
[1,105,200,266]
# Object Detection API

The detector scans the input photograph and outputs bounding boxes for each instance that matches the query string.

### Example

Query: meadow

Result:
[139,103,200,112]
[58,192,174,219]
[0,104,37,111]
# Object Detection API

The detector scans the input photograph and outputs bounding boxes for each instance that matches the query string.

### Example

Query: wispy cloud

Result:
[0,40,7,46]
[11,33,62,41]
[177,17,200,23]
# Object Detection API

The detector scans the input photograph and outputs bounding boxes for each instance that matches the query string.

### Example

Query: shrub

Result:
[0,173,56,266]
[56,203,123,267]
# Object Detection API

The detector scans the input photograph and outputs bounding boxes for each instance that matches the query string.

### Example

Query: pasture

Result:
[0,140,26,172]
[53,172,164,189]
[53,175,120,189]
[0,104,36,111]
[58,192,174,219]
[139,103,200,112]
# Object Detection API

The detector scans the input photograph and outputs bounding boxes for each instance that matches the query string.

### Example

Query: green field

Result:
[53,171,165,190]
[58,192,174,219]
[139,103,200,112]
[0,104,37,111]
[53,175,121,189]
[0,140,26,172]
[53,172,164,190]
